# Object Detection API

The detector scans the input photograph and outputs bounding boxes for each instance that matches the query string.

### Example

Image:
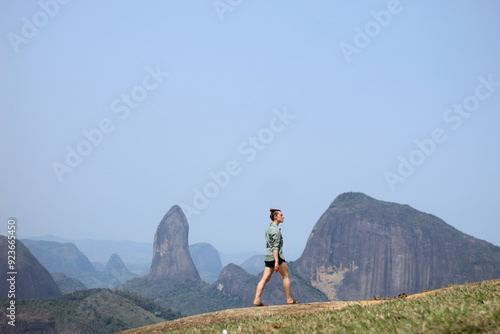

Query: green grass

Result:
[158,280,500,334]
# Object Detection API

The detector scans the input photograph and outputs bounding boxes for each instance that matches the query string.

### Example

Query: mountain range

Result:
[293,192,500,300]
[0,236,61,299]
[122,193,500,312]
[2,192,499,333]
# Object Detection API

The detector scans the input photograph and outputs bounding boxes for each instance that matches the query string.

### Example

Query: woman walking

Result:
[253,208,299,306]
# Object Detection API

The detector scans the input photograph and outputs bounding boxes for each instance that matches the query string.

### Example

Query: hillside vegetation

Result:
[121,277,243,316]
[0,289,182,334]
[120,279,500,334]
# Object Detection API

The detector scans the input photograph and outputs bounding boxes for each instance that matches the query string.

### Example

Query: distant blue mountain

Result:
[24,235,153,270]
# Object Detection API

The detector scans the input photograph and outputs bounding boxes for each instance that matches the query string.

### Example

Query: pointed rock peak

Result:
[219,263,248,276]
[155,205,189,234]
[148,205,200,283]
[330,192,376,208]
[335,192,372,202]
[163,204,186,221]
[105,253,125,271]
[105,253,137,284]
[328,192,401,213]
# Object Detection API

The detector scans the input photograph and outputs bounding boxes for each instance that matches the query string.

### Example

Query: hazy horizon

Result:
[2,1,499,259]
[14,190,500,262]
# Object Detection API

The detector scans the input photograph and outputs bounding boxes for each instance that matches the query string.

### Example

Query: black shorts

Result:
[265,257,286,268]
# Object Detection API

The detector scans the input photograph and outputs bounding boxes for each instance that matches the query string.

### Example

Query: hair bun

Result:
[269,208,281,221]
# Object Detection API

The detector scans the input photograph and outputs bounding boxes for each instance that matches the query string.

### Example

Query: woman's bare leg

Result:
[278,262,294,304]
[253,267,273,306]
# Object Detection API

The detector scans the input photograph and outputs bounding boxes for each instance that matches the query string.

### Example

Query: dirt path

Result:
[118,300,383,333]
[118,280,499,333]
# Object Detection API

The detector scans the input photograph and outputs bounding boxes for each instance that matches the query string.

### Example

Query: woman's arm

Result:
[273,249,280,272]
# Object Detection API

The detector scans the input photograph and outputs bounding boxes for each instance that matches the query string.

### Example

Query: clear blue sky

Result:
[1,0,499,260]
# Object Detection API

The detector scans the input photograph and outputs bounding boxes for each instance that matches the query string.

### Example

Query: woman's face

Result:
[275,211,285,223]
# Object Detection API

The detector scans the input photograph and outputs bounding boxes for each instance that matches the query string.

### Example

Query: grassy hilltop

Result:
[120,279,500,334]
